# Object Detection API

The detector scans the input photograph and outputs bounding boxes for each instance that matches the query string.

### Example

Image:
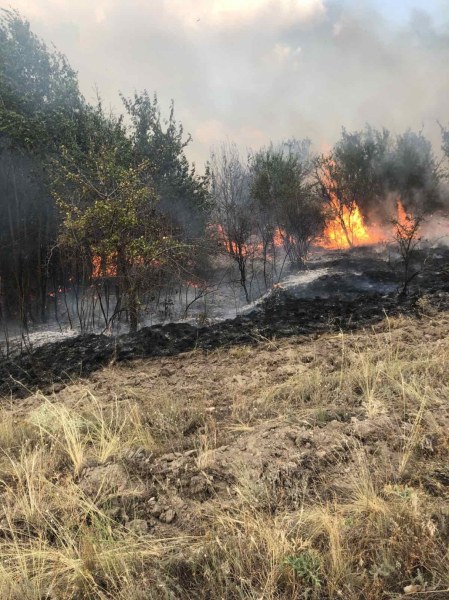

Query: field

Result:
[1,300,449,599]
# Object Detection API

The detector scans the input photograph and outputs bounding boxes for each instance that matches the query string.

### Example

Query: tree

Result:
[53,144,185,333]
[0,13,208,332]
[0,9,84,326]
[122,92,213,303]
[385,129,441,214]
[316,126,441,248]
[251,140,324,272]
[122,91,210,239]
[315,127,390,247]
[248,152,277,287]
[0,9,83,152]
[392,208,424,297]
[210,143,254,302]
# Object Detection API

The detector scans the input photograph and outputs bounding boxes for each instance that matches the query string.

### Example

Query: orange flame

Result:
[396,200,409,226]
[186,279,202,289]
[92,255,117,278]
[321,198,414,249]
[217,199,409,256]
[216,224,264,257]
[317,158,391,249]
[321,202,373,249]
[216,224,288,258]
[318,163,380,249]
[273,227,285,248]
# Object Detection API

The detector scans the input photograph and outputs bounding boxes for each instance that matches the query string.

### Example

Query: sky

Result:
[4,0,449,166]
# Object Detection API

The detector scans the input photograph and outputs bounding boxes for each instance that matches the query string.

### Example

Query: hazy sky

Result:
[5,0,449,166]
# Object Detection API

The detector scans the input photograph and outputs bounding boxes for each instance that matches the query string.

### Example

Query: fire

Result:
[321,198,413,249]
[273,227,285,248]
[318,163,380,249]
[216,224,287,258]
[321,202,372,249]
[92,255,117,278]
[91,254,162,277]
[48,286,67,298]
[186,279,202,289]
[216,224,263,257]
[216,199,410,257]
[396,199,409,226]
[320,197,385,249]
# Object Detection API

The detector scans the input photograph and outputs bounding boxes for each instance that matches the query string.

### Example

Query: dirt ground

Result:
[2,303,449,598]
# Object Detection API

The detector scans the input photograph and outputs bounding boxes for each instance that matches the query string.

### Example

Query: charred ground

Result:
[2,245,449,398]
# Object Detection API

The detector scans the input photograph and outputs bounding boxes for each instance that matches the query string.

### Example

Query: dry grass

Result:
[1,311,449,597]
[195,417,218,470]
[262,323,449,426]
[0,397,195,599]
[188,458,449,599]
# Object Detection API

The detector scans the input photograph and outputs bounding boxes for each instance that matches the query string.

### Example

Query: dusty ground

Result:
[1,300,449,598]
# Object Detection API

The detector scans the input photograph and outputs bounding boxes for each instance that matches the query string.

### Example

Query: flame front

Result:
[273,227,285,248]
[319,164,379,249]
[322,202,372,249]
[396,200,409,226]
[321,198,412,249]
[217,199,411,257]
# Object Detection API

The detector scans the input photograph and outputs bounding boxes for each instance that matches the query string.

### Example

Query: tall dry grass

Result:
[0,395,193,599]
[1,313,449,597]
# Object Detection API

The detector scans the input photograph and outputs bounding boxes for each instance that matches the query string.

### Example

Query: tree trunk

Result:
[128,287,139,334]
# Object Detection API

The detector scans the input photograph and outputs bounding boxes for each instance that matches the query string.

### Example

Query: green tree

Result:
[251,140,323,273]
[0,9,84,326]
[385,129,441,213]
[122,91,210,239]
[0,9,83,153]
[53,144,185,333]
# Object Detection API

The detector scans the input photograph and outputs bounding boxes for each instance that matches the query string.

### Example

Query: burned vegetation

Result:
[2,9,449,600]
[1,11,447,346]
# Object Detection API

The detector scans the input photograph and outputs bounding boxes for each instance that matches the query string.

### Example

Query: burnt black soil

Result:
[2,247,449,398]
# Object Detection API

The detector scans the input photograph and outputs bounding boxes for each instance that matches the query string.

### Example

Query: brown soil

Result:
[2,304,449,598]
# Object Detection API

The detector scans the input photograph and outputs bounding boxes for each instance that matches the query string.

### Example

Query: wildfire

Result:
[216,224,286,258]
[186,279,202,289]
[92,255,117,278]
[216,199,412,257]
[48,286,66,298]
[396,199,409,226]
[321,202,372,249]
[320,198,414,249]
[273,227,285,248]
[216,224,261,257]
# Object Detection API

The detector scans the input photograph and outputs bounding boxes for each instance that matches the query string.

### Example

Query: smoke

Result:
[7,1,449,166]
